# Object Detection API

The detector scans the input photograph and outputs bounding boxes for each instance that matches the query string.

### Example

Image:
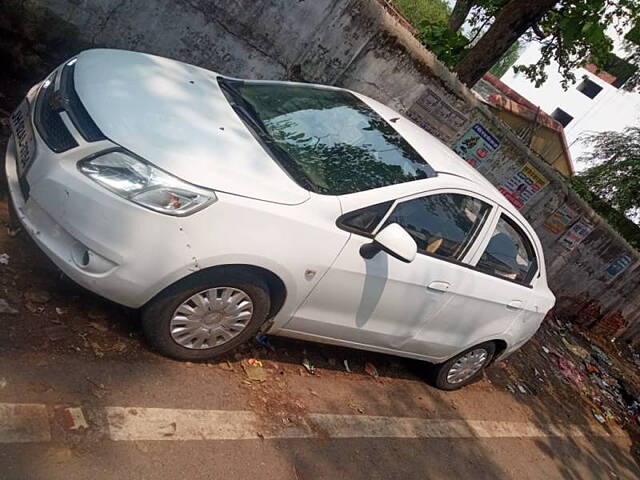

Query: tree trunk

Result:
[454,0,557,86]
[448,0,475,32]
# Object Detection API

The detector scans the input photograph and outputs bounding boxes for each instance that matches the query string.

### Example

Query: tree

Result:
[426,0,640,88]
[448,0,475,33]
[575,127,640,221]
[452,0,558,85]
[489,40,522,78]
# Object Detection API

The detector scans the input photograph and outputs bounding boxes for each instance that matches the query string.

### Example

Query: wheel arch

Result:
[144,264,288,319]
[442,338,509,365]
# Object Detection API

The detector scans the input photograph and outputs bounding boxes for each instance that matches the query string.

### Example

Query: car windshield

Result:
[218,78,435,195]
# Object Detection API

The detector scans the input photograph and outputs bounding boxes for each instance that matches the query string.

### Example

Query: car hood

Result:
[74,49,310,205]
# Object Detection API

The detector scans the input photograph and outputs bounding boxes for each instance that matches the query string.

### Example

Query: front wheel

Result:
[142,271,271,361]
[431,342,496,391]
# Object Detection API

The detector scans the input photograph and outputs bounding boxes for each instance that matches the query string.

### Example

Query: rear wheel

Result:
[432,342,496,391]
[142,271,270,361]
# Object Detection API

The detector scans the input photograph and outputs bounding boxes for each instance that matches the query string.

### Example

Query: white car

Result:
[6,49,555,389]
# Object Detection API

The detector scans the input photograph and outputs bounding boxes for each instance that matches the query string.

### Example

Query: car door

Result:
[283,188,495,360]
[414,210,540,360]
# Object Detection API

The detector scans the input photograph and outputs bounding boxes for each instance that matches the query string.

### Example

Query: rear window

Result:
[219,79,435,195]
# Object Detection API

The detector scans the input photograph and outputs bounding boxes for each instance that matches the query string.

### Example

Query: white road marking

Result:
[105,407,621,442]
[106,407,260,441]
[0,402,51,443]
[0,403,623,443]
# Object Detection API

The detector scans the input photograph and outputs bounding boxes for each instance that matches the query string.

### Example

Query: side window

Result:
[338,201,392,235]
[382,193,491,259]
[476,215,538,284]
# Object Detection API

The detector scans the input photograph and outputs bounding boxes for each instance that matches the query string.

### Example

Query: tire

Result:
[431,342,496,391]
[142,270,271,361]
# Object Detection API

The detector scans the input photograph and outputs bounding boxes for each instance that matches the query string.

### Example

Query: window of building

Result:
[550,108,573,127]
[576,78,603,99]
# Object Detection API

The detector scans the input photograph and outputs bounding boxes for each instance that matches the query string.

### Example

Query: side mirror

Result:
[360,223,417,263]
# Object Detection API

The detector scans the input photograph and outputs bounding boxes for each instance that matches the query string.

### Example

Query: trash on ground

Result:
[0,253,9,265]
[302,358,316,375]
[554,355,583,385]
[517,383,528,394]
[243,358,267,382]
[591,346,613,366]
[25,288,51,304]
[593,411,606,424]
[85,377,106,390]
[45,325,69,341]
[88,321,109,333]
[541,346,550,354]
[344,359,352,373]
[47,447,73,463]
[561,338,590,360]
[25,301,44,314]
[55,307,67,315]
[255,333,275,351]
[7,227,21,238]
[0,378,7,389]
[91,341,106,357]
[64,407,89,430]
[0,298,19,315]
[218,360,234,371]
[364,362,379,377]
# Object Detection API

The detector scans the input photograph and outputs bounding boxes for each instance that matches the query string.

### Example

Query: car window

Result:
[382,193,491,259]
[339,202,393,235]
[476,215,538,284]
[218,79,436,195]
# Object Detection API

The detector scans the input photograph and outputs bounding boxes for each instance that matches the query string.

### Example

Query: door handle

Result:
[507,300,524,311]
[427,281,451,293]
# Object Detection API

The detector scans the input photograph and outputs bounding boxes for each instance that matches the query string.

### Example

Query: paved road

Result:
[0,347,638,480]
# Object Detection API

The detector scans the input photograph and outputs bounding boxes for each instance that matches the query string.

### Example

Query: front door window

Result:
[382,193,491,259]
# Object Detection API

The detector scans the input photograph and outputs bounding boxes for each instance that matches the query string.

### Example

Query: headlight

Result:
[78,150,216,216]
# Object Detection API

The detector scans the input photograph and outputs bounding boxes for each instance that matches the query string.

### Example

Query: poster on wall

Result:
[605,254,632,278]
[452,123,501,168]
[407,88,468,143]
[498,163,549,210]
[558,219,595,250]
[543,204,577,234]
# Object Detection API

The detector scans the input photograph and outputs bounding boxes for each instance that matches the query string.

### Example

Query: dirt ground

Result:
[1,76,640,479]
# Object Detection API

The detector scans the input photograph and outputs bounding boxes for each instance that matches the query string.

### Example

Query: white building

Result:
[501,43,640,171]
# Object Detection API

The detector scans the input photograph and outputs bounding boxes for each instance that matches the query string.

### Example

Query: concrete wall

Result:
[7,0,640,341]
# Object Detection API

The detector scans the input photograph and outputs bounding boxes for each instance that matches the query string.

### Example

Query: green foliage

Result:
[417,22,469,66]
[570,176,640,249]
[393,0,468,66]
[511,0,640,89]
[489,40,522,78]
[573,127,640,242]
[392,0,451,27]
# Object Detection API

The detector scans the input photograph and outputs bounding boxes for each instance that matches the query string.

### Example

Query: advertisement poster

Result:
[543,204,577,234]
[498,163,549,209]
[558,219,595,250]
[606,254,632,278]
[452,123,501,168]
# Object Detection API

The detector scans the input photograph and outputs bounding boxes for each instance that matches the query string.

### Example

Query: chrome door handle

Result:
[427,281,451,293]
[507,300,524,310]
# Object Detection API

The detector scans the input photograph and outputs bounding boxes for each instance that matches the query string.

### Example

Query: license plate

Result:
[9,100,36,178]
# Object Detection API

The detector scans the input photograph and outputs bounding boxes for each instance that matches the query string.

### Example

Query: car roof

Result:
[352,92,534,230]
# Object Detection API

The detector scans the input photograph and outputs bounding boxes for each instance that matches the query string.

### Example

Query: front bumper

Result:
[5,95,199,308]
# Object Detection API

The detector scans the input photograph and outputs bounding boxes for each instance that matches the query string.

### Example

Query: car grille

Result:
[34,70,78,152]
[34,60,106,153]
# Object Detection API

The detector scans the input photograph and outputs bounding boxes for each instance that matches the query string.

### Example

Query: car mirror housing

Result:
[360,223,417,263]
